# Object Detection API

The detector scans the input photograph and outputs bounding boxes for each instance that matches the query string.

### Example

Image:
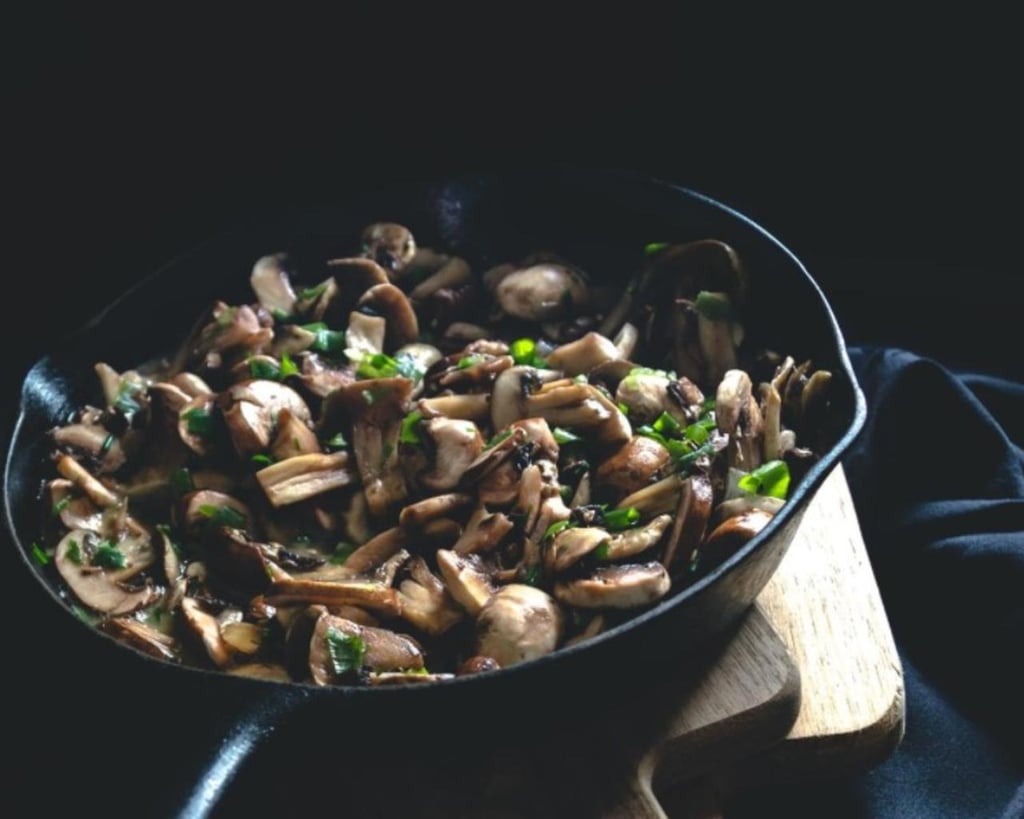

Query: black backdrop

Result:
[6,9,1022,817]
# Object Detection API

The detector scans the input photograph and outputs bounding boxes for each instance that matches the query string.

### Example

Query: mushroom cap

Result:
[495,264,587,321]
[360,223,416,274]
[554,562,671,609]
[55,529,159,615]
[475,584,564,667]
[250,253,298,316]
[595,436,672,499]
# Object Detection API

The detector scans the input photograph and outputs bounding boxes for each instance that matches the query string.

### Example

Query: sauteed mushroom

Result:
[37,221,835,683]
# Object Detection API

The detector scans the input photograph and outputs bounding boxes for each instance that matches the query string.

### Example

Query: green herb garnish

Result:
[552,427,582,445]
[325,627,367,676]
[66,539,82,565]
[251,454,275,467]
[170,467,194,495]
[509,338,547,367]
[399,411,423,445]
[543,520,573,543]
[324,432,347,451]
[737,460,791,499]
[279,353,300,377]
[593,541,612,560]
[693,290,736,322]
[197,504,247,529]
[301,322,347,357]
[356,352,424,382]
[248,357,281,380]
[183,407,214,437]
[31,542,50,566]
[652,411,684,437]
[52,496,72,517]
[457,354,486,369]
[92,542,127,569]
[644,241,669,255]
[297,282,328,301]
[604,506,640,531]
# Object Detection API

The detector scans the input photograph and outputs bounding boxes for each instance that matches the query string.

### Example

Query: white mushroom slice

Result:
[716,370,753,436]
[481,262,516,293]
[49,480,104,533]
[159,526,182,584]
[265,577,402,617]
[545,332,622,377]
[180,491,251,538]
[345,310,386,358]
[101,617,178,662]
[399,493,474,529]
[309,614,424,685]
[420,418,484,492]
[617,473,685,516]
[408,256,471,301]
[711,495,784,530]
[227,380,312,424]
[251,253,298,316]
[256,452,356,507]
[56,530,160,615]
[554,563,671,609]
[598,514,672,562]
[418,393,491,423]
[397,556,464,636]
[341,527,406,574]
[181,598,235,667]
[696,292,741,388]
[436,550,495,616]
[395,342,443,376]
[761,382,784,461]
[221,621,264,655]
[495,264,587,321]
[51,423,126,474]
[613,322,639,359]
[269,408,321,460]
[546,527,609,574]
[702,509,774,566]
[55,454,120,508]
[452,505,515,555]
[475,585,564,667]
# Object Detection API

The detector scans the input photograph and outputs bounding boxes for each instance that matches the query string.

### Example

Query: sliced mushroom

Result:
[51,423,126,474]
[436,549,496,616]
[265,576,402,617]
[345,311,387,358]
[55,454,120,508]
[256,451,356,507]
[613,323,639,359]
[710,495,784,530]
[457,655,502,675]
[475,584,564,667]
[545,527,608,573]
[598,514,672,563]
[452,504,515,555]
[49,480,104,533]
[701,509,773,568]
[368,672,455,685]
[545,332,622,377]
[761,381,784,462]
[495,264,587,321]
[228,664,292,682]
[269,408,321,460]
[420,418,484,491]
[358,283,420,350]
[661,473,714,569]
[101,617,178,662]
[395,342,443,376]
[554,562,671,609]
[55,530,159,615]
[397,556,464,636]
[399,493,474,529]
[309,614,423,685]
[360,222,416,275]
[595,436,671,499]
[418,393,491,423]
[325,256,390,317]
[250,253,298,316]
[341,527,406,574]
[408,256,471,301]
[180,490,252,540]
[180,597,235,667]
[716,369,764,470]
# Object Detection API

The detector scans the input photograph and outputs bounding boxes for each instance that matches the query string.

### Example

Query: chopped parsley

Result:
[182,407,214,437]
[457,354,486,369]
[325,627,367,676]
[170,467,194,495]
[301,322,347,356]
[356,352,424,382]
[603,506,640,531]
[66,539,82,565]
[52,496,72,517]
[324,432,347,451]
[552,427,583,445]
[484,429,514,450]
[92,542,127,569]
[251,454,275,468]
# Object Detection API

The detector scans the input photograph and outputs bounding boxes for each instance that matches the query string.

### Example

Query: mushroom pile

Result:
[36,225,833,684]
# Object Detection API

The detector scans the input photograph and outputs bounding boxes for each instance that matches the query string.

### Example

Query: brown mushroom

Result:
[357,283,420,350]
[180,597,235,668]
[419,418,484,492]
[700,509,773,568]
[250,253,298,316]
[360,222,417,275]
[495,264,587,321]
[256,451,356,507]
[661,473,714,569]
[101,617,178,662]
[475,584,564,667]
[396,556,464,636]
[595,436,671,499]
[309,613,424,685]
[436,549,496,616]
[545,527,609,573]
[597,514,673,563]
[408,256,471,301]
[545,332,622,377]
[553,562,671,609]
[55,529,159,615]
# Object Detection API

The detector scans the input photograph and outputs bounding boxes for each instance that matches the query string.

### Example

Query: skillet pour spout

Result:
[2,168,865,814]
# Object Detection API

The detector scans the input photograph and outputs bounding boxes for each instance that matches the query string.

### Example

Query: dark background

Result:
[4,9,1021,817]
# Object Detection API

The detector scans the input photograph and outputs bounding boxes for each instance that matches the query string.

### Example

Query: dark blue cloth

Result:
[734,347,1024,818]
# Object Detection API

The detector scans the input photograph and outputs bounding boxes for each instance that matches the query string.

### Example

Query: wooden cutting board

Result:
[213,466,904,817]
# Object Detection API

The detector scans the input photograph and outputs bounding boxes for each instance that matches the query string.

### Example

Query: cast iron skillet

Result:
[3,168,865,815]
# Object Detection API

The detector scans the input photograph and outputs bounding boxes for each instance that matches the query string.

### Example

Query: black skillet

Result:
[3,168,866,816]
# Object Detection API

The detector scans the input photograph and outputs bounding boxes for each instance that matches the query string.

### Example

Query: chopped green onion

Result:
[683,417,717,446]
[271,308,292,322]
[182,407,214,437]
[100,434,116,454]
[644,241,669,255]
[170,467,194,495]
[593,542,611,560]
[509,338,547,367]
[616,401,630,416]
[694,291,736,322]
[71,604,97,624]
[325,627,366,676]
[652,411,684,437]
[604,507,640,531]
[52,496,72,517]
[31,542,50,566]
[521,564,543,587]
[324,432,347,451]
[702,398,716,412]
[737,460,791,499]
[300,323,346,356]
[676,440,719,473]
[297,282,328,301]
[279,353,300,377]
[92,542,127,569]
[330,543,356,565]
[552,427,582,445]
[216,306,238,327]
[543,520,573,543]
[197,504,247,529]
[457,354,486,369]
[399,411,424,445]
[251,454,274,467]
[357,352,424,382]
[248,357,281,380]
